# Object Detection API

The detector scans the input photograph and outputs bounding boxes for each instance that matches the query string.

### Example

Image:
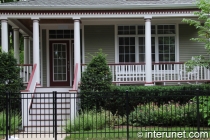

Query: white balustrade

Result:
[82,63,210,83]
[18,64,33,83]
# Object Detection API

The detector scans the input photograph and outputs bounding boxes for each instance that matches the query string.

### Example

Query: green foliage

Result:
[81,84,210,115]
[194,96,210,126]
[182,0,210,71]
[0,52,23,93]
[65,108,126,133]
[0,111,21,133]
[65,109,111,132]
[80,49,112,92]
[129,102,201,127]
[80,49,112,111]
[0,53,23,112]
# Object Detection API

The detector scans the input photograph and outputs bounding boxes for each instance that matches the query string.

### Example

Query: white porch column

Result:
[32,18,40,84]
[73,18,81,82]
[1,19,8,52]
[13,28,20,64]
[23,35,29,64]
[144,17,153,86]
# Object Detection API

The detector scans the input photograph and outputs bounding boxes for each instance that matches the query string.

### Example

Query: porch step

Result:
[31,103,70,108]
[35,87,73,92]
[25,92,71,132]
[24,126,64,133]
[29,114,70,120]
[28,120,68,126]
[30,108,70,114]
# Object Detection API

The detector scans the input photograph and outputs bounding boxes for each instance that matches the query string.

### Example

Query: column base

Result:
[144,82,154,86]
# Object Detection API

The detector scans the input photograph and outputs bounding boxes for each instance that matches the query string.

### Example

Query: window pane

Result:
[158,25,175,34]
[139,54,145,62]
[130,37,135,45]
[159,54,163,61]
[125,38,129,45]
[119,46,125,53]
[119,55,124,62]
[125,54,130,62]
[119,38,124,45]
[130,46,135,53]
[118,26,136,35]
[130,54,135,62]
[139,46,145,53]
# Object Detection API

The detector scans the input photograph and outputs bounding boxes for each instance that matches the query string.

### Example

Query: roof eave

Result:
[0,4,197,11]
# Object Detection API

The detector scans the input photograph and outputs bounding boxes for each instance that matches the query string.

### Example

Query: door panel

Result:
[50,40,70,86]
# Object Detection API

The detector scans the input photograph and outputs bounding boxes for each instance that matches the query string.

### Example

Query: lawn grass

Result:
[64,127,210,140]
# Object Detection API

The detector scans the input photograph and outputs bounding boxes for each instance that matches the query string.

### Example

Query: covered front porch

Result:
[1,10,210,90]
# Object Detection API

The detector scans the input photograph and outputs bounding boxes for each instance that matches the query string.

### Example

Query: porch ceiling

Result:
[18,19,74,32]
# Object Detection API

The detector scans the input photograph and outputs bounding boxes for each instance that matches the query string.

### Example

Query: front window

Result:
[119,37,135,62]
[118,24,176,64]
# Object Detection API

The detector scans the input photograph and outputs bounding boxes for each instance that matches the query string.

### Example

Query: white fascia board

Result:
[3,13,197,19]
[0,4,196,10]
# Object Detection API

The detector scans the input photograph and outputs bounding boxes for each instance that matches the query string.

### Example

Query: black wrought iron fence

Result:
[0,90,210,140]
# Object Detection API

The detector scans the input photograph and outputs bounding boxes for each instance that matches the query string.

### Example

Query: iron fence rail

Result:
[0,90,210,140]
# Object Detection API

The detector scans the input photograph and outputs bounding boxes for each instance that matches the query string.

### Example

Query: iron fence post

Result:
[126,90,129,140]
[196,88,200,133]
[5,91,9,140]
[53,91,57,140]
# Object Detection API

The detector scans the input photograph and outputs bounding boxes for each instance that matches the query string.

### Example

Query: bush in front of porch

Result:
[0,52,23,111]
[80,49,112,110]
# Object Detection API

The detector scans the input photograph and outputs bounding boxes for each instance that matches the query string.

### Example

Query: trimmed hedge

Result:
[80,84,210,115]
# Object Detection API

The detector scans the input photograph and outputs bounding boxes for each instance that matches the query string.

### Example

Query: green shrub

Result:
[81,84,210,116]
[80,49,112,110]
[129,101,202,127]
[0,52,23,93]
[80,49,112,92]
[194,94,210,126]
[0,111,21,133]
[65,109,111,132]
[0,53,23,112]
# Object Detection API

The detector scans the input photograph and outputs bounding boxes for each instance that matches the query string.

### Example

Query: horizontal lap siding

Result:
[84,25,115,63]
[179,24,209,62]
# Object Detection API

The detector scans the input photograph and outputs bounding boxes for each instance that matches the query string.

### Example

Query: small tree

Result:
[80,49,112,92]
[182,0,210,71]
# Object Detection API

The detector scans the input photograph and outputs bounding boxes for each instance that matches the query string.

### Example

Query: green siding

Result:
[179,24,209,62]
[84,25,115,63]
[42,30,47,86]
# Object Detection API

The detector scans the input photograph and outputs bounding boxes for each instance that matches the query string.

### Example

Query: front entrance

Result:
[49,40,70,86]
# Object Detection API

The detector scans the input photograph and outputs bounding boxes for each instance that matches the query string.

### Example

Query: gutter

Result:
[0,4,197,10]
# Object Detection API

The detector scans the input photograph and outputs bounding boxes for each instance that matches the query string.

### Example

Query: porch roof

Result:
[0,0,197,10]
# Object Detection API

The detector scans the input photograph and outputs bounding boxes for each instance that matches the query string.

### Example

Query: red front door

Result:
[49,40,70,86]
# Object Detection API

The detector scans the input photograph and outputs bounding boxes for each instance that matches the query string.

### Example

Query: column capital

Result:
[72,17,81,21]
[23,35,29,39]
[0,16,8,20]
[144,16,152,21]
[1,19,8,22]
[12,27,19,31]
[31,17,40,22]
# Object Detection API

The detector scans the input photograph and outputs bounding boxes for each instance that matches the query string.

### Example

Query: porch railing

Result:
[18,64,33,84]
[82,62,210,83]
